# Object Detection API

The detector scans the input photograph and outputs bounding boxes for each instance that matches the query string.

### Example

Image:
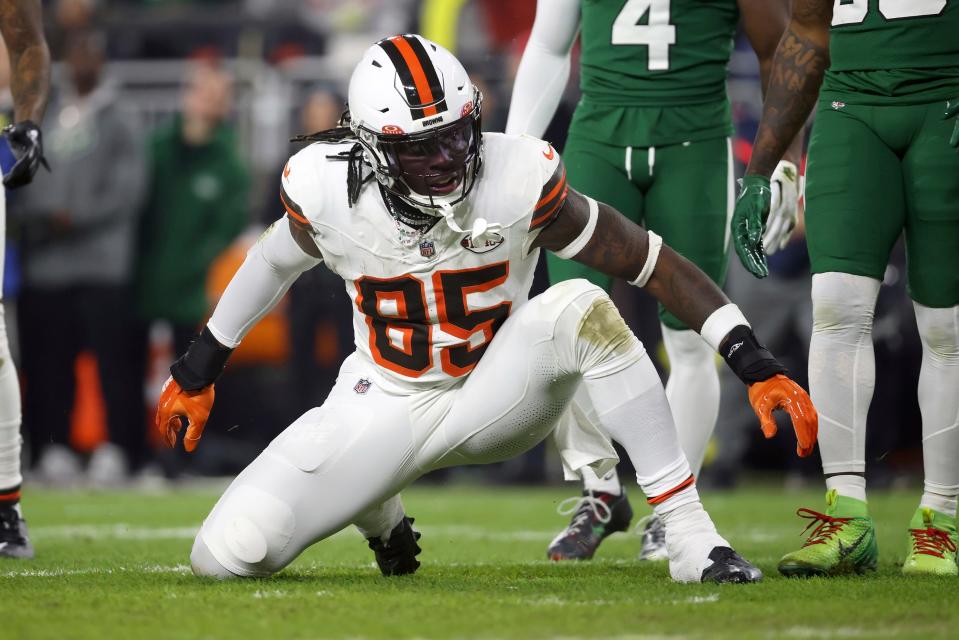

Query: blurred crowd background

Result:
[1,0,924,492]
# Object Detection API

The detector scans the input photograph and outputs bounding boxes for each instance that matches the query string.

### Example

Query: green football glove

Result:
[946,99,959,149]
[731,174,771,279]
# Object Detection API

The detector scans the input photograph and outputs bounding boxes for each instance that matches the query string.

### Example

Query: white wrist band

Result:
[554,196,598,259]
[628,230,663,288]
[700,303,751,351]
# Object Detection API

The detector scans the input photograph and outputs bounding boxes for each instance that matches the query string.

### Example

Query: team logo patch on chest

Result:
[461,234,504,254]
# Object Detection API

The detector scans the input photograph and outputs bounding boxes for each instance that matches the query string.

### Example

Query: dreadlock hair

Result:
[290,110,372,207]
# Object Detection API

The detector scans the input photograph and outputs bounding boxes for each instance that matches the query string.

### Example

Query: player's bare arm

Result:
[746,0,831,178]
[739,0,808,254]
[0,0,49,124]
[0,0,50,189]
[534,183,817,457]
[738,0,804,167]
[732,0,831,277]
[533,187,728,333]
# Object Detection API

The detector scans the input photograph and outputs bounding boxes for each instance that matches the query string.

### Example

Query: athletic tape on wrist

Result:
[628,230,663,288]
[700,303,750,352]
[553,197,598,259]
[170,327,234,391]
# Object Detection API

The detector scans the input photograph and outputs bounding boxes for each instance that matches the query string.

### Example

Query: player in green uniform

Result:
[733,0,959,577]
[507,0,802,562]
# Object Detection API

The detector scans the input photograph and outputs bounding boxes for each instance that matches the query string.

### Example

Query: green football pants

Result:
[805,98,959,307]
[548,135,733,330]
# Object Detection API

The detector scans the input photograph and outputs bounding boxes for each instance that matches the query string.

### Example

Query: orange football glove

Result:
[155,377,215,452]
[747,374,818,458]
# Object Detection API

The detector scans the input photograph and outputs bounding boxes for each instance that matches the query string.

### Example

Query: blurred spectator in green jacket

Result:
[136,61,249,357]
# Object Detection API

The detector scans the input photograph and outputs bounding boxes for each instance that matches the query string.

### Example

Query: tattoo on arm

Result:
[534,189,730,331]
[740,0,806,166]
[643,246,730,332]
[533,188,645,280]
[0,0,51,123]
[747,0,831,177]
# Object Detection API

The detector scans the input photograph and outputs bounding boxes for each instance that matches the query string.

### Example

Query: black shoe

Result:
[367,516,422,576]
[700,546,762,584]
[0,505,34,559]
[547,490,633,561]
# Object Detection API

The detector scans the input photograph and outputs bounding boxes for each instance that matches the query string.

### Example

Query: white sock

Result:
[920,491,958,517]
[0,302,23,491]
[655,491,728,584]
[352,494,405,542]
[809,273,880,482]
[581,465,622,495]
[580,355,696,508]
[825,474,867,502]
[661,326,720,476]
[914,302,959,519]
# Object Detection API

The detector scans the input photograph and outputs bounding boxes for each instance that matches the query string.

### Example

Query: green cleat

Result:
[778,489,878,577]
[902,507,958,577]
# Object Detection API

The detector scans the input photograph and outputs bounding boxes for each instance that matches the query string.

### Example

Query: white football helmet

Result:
[347,34,483,211]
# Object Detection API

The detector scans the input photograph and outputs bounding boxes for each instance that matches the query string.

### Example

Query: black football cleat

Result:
[367,516,422,576]
[0,505,35,559]
[700,546,763,584]
[547,490,634,561]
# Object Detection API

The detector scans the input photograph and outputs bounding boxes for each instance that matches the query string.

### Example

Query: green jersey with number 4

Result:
[580,0,739,106]
[823,0,959,104]
[573,0,740,147]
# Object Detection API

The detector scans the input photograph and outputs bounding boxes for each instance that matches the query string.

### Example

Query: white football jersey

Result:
[280,133,568,391]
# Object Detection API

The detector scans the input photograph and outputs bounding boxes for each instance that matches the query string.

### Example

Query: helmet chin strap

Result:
[438,202,503,246]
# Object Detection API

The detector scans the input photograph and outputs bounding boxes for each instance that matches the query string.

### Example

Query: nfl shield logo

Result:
[353,378,372,394]
[419,239,435,258]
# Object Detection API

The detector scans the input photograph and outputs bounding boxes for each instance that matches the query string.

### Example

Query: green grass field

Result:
[1,484,956,639]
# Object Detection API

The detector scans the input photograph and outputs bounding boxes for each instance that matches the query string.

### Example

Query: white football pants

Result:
[0,188,23,491]
[192,279,697,577]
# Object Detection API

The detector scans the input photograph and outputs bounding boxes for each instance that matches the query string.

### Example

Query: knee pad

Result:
[190,534,240,580]
[536,279,607,323]
[914,303,959,361]
[538,280,642,376]
[199,484,297,577]
[811,272,881,337]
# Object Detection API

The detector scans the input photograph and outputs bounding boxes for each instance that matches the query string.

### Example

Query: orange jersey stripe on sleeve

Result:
[530,163,567,231]
[280,185,309,226]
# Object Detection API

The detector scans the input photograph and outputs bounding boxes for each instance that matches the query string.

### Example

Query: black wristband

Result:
[718,325,786,385]
[170,327,234,391]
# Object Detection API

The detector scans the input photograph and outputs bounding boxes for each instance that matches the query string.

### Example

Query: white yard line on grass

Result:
[31,524,199,540]
[779,627,895,639]
[3,564,191,577]
[28,523,579,543]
